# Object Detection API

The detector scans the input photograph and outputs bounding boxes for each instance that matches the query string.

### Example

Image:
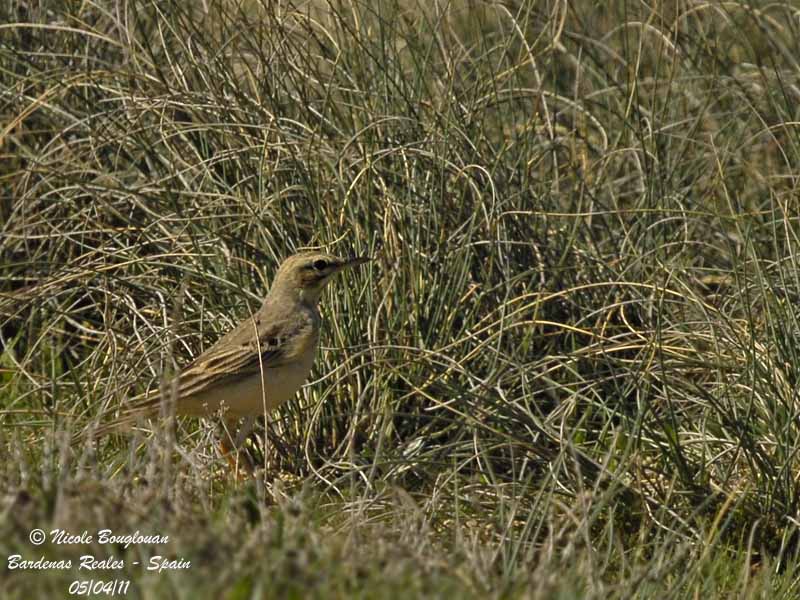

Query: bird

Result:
[81,251,370,467]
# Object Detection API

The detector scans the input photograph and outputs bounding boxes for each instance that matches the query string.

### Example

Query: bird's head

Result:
[270,251,370,306]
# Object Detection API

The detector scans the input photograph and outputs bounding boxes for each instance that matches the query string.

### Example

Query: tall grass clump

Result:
[2,0,800,596]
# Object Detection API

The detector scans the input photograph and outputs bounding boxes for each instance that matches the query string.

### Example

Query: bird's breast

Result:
[208,347,316,417]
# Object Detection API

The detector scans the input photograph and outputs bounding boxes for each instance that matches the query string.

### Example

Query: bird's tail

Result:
[72,393,162,445]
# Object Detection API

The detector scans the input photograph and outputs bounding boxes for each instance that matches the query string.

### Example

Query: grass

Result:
[2,0,800,596]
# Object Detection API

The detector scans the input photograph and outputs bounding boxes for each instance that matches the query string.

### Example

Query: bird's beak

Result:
[338,255,371,271]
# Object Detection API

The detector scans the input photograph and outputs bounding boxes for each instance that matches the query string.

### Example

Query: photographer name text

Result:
[48,528,169,548]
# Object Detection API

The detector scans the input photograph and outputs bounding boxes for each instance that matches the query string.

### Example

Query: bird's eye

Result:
[312,259,328,271]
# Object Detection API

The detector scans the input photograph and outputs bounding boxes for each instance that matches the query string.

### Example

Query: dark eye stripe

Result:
[312,259,328,270]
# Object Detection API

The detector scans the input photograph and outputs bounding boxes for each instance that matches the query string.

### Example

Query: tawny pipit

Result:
[88,252,369,452]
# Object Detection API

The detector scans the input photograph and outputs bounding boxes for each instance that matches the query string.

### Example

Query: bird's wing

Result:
[80,309,306,439]
[173,320,293,398]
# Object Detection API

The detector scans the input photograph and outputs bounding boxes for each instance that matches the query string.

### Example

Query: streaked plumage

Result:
[84,251,368,439]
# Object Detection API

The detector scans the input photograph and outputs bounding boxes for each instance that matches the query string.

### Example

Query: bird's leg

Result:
[219,416,258,477]
[218,417,242,475]
[235,416,258,448]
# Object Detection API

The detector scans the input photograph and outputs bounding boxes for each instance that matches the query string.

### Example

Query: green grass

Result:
[2,0,800,597]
